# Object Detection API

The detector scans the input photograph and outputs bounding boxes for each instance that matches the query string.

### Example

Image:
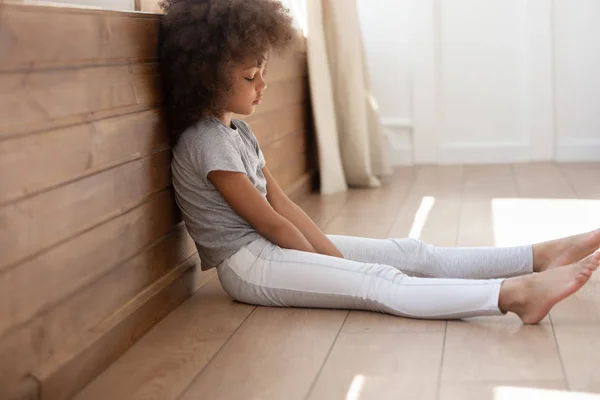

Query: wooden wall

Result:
[0,3,315,400]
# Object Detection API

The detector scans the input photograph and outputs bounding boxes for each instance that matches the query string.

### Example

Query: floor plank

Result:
[388,165,463,246]
[439,380,567,400]
[552,162,600,395]
[325,167,415,238]
[441,316,563,383]
[551,282,600,325]
[560,163,600,199]
[457,164,519,247]
[553,324,600,393]
[512,163,576,199]
[294,191,348,231]
[68,163,600,400]
[341,310,446,334]
[307,332,444,400]
[507,162,597,246]
[74,277,254,400]
[179,308,347,400]
[309,166,448,399]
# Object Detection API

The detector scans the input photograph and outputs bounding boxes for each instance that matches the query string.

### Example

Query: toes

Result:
[576,273,590,284]
[586,252,600,264]
[582,254,597,267]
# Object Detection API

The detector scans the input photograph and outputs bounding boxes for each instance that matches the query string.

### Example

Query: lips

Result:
[253,97,263,105]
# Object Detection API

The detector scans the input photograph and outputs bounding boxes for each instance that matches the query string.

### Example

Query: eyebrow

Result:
[244,64,265,70]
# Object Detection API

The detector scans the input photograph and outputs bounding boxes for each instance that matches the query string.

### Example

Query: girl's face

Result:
[224,59,268,116]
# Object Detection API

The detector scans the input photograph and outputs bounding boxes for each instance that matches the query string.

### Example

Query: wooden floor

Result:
[75,163,600,400]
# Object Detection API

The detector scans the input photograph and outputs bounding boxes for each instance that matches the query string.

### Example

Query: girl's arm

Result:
[208,170,316,253]
[263,167,344,259]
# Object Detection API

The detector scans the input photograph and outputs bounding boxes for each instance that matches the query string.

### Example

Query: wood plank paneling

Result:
[0,3,159,70]
[1,243,200,394]
[0,109,168,205]
[263,35,307,84]
[244,77,308,120]
[0,190,179,340]
[72,277,253,400]
[270,150,308,190]
[0,150,172,273]
[0,3,315,398]
[0,193,183,387]
[0,63,160,138]
[249,104,307,147]
[285,171,316,201]
[262,130,307,172]
[3,377,39,400]
[35,259,198,400]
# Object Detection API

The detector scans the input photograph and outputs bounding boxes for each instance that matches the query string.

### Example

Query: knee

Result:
[393,237,433,255]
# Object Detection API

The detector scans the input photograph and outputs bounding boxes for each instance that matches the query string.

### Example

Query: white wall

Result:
[358,0,600,165]
[36,0,134,11]
[357,0,413,164]
[554,0,600,161]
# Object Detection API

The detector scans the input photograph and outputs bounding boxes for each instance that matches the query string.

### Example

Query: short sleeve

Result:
[191,132,246,186]
[257,144,266,169]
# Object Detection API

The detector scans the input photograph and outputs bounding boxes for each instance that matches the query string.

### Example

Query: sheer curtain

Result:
[305,0,392,194]
[280,0,391,194]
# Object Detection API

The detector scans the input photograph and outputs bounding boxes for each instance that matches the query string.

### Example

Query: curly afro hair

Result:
[158,0,296,143]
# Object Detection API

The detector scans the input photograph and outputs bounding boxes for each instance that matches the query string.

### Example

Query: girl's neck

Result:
[216,111,233,128]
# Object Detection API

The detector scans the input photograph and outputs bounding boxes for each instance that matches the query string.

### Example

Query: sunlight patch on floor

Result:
[492,198,600,246]
[345,374,366,400]
[409,196,436,239]
[494,386,600,399]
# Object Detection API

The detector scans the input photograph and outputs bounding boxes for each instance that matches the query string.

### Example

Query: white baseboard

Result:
[387,145,413,165]
[379,118,600,164]
[556,139,600,162]
[437,142,531,165]
[381,118,413,165]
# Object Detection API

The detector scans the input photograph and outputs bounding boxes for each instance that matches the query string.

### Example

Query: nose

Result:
[257,75,267,92]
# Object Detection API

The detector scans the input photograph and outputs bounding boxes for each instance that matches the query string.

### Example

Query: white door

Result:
[410,0,555,164]
[553,0,600,162]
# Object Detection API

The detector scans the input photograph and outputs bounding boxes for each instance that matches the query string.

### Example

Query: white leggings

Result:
[216,235,533,319]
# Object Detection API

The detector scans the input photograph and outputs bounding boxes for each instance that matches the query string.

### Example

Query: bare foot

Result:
[500,252,600,324]
[533,229,600,272]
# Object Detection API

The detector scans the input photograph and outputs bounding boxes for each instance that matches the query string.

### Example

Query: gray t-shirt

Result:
[171,116,268,270]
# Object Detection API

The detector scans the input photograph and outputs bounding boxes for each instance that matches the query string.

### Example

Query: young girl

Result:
[159,0,600,324]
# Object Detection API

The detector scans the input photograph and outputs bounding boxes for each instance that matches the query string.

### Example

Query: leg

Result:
[217,238,506,319]
[217,239,600,324]
[533,228,600,271]
[327,235,533,279]
[499,252,600,323]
